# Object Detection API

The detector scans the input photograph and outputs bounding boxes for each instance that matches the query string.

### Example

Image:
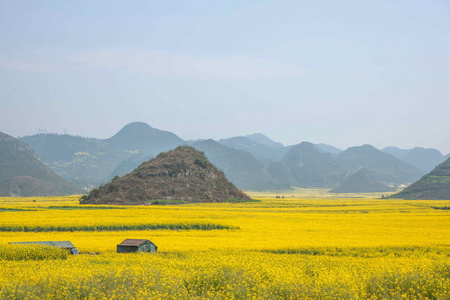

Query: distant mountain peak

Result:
[124,121,152,128]
[107,122,184,153]
[314,143,342,155]
[296,141,315,149]
[245,133,284,149]
[356,144,379,152]
[108,122,154,140]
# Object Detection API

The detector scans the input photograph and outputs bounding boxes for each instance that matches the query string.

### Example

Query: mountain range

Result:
[20,122,185,190]
[0,132,81,196]
[330,168,396,193]
[270,142,346,187]
[336,145,423,184]
[390,156,450,200]
[382,146,447,172]
[10,121,449,195]
[189,139,280,190]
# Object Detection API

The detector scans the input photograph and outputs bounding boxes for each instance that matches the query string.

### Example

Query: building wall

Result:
[140,242,157,253]
[117,242,157,253]
[117,245,139,253]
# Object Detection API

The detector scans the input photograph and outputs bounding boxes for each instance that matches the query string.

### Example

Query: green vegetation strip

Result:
[0,208,36,212]
[148,198,261,205]
[425,175,450,183]
[431,206,450,210]
[225,198,261,203]
[261,246,450,258]
[0,223,239,232]
[45,205,126,210]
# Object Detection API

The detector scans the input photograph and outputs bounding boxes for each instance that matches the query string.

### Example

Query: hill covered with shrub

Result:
[390,157,450,200]
[80,146,250,205]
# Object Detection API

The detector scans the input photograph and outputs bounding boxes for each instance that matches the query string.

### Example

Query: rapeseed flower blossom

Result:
[0,195,449,298]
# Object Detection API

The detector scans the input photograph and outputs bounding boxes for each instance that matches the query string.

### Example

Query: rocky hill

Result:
[80,146,250,205]
[108,153,154,180]
[105,139,282,191]
[0,132,81,196]
[389,157,450,200]
[330,168,395,193]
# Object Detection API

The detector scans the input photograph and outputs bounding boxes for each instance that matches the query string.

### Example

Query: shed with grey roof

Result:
[10,241,79,255]
[117,239,157,253]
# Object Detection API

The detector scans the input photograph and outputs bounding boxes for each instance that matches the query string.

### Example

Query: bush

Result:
[0,244,69,261]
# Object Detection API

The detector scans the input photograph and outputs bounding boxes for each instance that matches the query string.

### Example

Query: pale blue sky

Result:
[1,0,449,153]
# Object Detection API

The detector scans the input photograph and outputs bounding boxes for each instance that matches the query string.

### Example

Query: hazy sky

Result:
[1,0,449,154]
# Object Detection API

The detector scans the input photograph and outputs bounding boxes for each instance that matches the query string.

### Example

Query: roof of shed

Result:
[11,241,76,248]
[117,239,151,247]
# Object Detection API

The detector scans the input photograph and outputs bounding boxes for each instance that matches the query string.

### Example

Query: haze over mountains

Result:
[0,132,81,196]
[331,168,396,193]
[10,122,449,194]
[272,142,346,188]
[390,156,450,200]
[106,122,184,154]
[20,122,183,190]
[190,139,279,191]
[336,145,423,184]
[382,146,447,173]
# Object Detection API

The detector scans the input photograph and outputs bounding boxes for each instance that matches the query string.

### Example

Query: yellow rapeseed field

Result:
[0,194,449,299]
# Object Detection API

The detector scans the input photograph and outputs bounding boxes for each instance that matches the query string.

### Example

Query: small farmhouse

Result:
[10,241,79,255]
[117,239,157,253]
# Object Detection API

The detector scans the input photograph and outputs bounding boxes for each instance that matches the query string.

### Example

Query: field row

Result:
[1,250,449,299]
[0,223,237,232]
[1,196,449,299]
